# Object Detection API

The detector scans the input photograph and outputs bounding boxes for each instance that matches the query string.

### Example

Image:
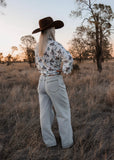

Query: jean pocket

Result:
[46,79,59,93]
[58,78,66,89]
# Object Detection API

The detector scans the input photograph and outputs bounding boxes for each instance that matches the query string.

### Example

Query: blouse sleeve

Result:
[53,41,73,74]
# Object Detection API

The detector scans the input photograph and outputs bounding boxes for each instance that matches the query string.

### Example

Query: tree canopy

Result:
[70,0,114,72]
[20,35,36,49]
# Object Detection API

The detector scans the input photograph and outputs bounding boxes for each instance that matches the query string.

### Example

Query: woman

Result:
[32,17,74,149]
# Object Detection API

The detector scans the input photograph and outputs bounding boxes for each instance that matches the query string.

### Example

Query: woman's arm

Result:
[53,41,73,74]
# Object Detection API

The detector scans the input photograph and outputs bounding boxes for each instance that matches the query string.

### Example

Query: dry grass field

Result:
[0,60,114,160]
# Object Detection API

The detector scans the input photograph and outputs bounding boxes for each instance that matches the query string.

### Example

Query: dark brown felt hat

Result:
[32,17,64,34]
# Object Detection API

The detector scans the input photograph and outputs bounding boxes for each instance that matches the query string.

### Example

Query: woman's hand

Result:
[56,70,62,74]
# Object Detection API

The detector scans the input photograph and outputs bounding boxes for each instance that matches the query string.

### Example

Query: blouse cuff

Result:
[62,62,73,74]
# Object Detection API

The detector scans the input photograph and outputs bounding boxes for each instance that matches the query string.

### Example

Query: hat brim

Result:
[32,20,64,34]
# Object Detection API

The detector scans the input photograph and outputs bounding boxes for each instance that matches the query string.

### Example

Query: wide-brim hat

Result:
[32,17,64,34]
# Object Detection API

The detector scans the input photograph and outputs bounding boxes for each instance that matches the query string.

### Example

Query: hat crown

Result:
[39,17,53,30]
[32,17,64,34]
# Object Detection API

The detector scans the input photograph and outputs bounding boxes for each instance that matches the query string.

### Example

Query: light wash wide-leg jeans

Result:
[38,75,73,148]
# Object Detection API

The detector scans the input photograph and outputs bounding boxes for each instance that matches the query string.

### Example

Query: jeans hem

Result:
[46,143,57,148]
[62,142,74,149]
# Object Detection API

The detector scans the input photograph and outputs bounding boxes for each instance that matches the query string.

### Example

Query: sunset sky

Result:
[0,0,114,57]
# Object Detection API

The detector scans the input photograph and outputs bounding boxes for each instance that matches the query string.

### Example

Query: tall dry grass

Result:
[0,61,114,160]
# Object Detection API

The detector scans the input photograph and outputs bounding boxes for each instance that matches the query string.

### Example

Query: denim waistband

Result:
[39,74,62,81]
[41,73,60,76]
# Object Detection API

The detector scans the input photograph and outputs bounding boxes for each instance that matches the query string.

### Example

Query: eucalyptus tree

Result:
[71,0,114,72]
[11,46,18,55]
[6,54,13,65]
[0,52,3,63]
[20,35,36,66]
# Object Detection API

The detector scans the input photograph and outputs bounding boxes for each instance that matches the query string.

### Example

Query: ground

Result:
[0,60,114,160]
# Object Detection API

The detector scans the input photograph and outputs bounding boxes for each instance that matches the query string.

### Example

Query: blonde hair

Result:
[38,27,55,57]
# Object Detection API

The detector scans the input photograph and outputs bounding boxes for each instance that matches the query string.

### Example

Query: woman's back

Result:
[35,38,73,76]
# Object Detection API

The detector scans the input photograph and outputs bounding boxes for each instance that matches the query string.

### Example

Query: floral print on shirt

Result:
[35,38,73,75]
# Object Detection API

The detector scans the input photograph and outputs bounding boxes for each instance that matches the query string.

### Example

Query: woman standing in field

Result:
[32,17,74,149]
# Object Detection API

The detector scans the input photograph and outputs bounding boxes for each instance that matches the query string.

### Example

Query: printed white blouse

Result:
[35,38,73,75]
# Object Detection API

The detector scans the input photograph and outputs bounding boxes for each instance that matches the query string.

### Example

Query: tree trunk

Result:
[95,16,102,72]
[96,45,102,72]
[96,48,102,72]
